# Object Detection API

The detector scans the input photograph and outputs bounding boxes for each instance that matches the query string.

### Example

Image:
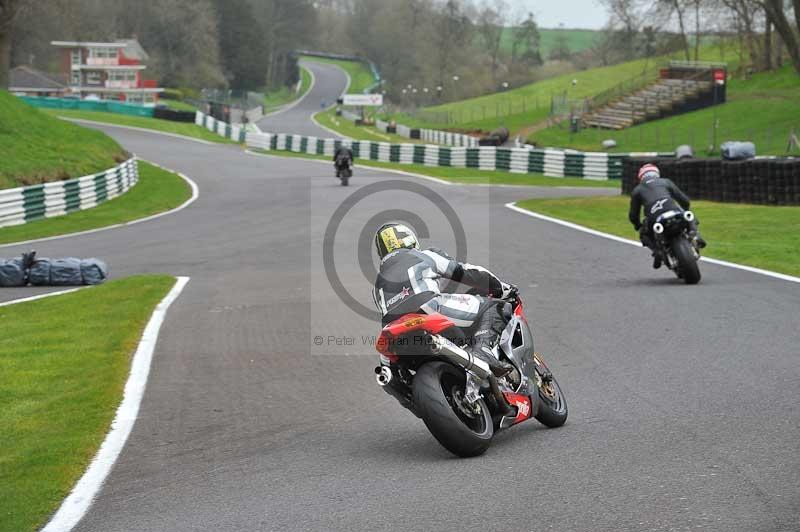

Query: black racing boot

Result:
[652,253,663,269]
[693,235,707,249]
[470,303,514,377]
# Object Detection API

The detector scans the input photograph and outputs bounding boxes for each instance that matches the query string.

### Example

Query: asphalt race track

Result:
[7,61,799,532]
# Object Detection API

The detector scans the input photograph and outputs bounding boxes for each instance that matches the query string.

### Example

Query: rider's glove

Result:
[500,282,518,299]
[633,221,642,231]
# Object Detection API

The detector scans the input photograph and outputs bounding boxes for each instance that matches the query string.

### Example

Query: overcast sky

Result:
[508,0,609,30]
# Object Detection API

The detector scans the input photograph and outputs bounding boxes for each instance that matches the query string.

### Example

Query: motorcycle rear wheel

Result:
[672,237,701,285]
[413,361,493,457]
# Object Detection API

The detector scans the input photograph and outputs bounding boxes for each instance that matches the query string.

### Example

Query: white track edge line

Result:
[41,276,190,532]
[58,118,216,145]
[0,159,199,249]
[0,287,84,308]
[505,202,800,284]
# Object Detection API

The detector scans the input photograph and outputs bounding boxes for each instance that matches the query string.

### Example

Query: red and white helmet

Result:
[637,164,660,182]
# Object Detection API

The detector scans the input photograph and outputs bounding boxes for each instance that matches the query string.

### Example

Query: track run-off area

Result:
[7,60,798,532]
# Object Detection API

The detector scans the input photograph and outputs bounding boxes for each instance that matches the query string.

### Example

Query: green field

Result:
[253,149,616,188]
[161,98,197,112]
[1,91,127,189]
[301,56,377,94]
[516,196,800,276]
[42,109,234,144]
[264,66,313,112]
[389,45,739,134]
[0,161,192,245]
[530,66,800,155]
[0,275,177,532]
[499,28,600,57]
[313,108,427,144]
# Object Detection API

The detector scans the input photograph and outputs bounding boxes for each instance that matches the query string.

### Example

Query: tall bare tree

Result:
[760,0,800,74]
[477,0,506,83]
[0,0,22,86]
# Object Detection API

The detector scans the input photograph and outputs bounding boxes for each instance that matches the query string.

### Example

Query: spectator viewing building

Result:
[50,39,163,105]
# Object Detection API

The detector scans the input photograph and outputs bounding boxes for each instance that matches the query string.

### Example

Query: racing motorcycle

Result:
[650,208,702,284]
[335,157,352,186]
[374,290,567,457]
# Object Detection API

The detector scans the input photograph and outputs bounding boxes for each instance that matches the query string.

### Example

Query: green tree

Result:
[512,12,542,66]
[0,0,22,87]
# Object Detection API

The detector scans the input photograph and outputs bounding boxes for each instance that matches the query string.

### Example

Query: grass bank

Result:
[1,91,126,189]
[388,45,738,134]
[42,109,234,144]
[0,161,192,245]
[265,66,313,112]
[0,275,177,532]
[515,196,800,276]
[253,149,616,188]
[530,66,800,155]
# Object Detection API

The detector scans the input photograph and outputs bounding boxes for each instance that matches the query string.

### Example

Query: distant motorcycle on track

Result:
[333,146,353,186]
[374,288,567,457]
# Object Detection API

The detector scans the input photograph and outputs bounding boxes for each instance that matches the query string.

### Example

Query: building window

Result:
[71,71,81,86]
[90,47,118,59]
[86,71,102,85]
[71,49,81,66]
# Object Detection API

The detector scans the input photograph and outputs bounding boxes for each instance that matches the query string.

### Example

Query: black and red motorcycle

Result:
[374,291,567,457]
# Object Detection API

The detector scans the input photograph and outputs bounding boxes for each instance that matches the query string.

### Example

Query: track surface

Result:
[6,61,799,532]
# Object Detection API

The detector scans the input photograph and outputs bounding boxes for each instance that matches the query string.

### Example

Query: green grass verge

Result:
[254,149,616,188]
[1,91,127,189]
[314,108,424,143]
[0,275,177,532]
[42,109,234,144]
[498,28,601,57]
[0,161,192,245]
[160,98,197,112]
[388,44,739,134]
[530,66,800,155]
[264,66,314,112]
[301,56,377,94]
[516,196,800,276]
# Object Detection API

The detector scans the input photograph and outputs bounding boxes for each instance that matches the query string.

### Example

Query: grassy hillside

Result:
[0,91,127,189]
[499,28,600,57]
[300,56,377,94]
[389,45,738,135]
[529,66,800,155]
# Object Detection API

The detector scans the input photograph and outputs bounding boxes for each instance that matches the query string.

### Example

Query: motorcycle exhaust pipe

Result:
[653,222,664,234]
[375,366,392,386]
[683,210,694,222]
[428,335,492,380]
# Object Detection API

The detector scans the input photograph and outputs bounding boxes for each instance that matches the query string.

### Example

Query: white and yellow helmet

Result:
[375,223,419,258]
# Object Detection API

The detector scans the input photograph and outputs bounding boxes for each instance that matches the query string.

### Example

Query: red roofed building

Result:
[51,39,163,104]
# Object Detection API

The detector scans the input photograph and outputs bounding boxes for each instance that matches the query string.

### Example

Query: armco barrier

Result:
[0,158,139,228]
[20,96,154,117]
[196,111,667,180]
[623,157,800,205]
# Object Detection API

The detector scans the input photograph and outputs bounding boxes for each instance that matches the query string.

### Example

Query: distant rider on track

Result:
[333,145,353,178]
[372,223,517,376]
[629,163,707,269]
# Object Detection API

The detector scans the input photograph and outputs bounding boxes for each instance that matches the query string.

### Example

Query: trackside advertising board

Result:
[341,94,383,106]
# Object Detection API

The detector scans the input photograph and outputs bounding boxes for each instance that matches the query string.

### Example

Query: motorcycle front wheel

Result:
[413,361,493,457]
[533,353,568,428]
[672,237,701,285]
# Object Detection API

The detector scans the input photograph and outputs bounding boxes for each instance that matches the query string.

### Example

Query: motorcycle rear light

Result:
[684,211,694,222]
[653,222,664,234]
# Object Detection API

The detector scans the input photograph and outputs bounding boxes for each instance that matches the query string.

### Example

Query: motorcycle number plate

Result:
[503,392,532,425]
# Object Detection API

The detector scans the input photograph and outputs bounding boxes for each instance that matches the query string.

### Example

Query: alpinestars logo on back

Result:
[387,286,411,306]
[650,198,669,214]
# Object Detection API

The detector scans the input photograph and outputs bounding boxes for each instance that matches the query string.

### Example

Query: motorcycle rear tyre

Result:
[413,361,493,457]
[672,237,701,285]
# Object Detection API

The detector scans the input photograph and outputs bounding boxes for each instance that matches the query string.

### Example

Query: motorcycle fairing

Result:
[502,392,533,425]
[376,312,455,361]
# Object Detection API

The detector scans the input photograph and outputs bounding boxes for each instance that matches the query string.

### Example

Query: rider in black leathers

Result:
[333,145,353,177]
[629,163,706,269]
[373,223,516,376]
